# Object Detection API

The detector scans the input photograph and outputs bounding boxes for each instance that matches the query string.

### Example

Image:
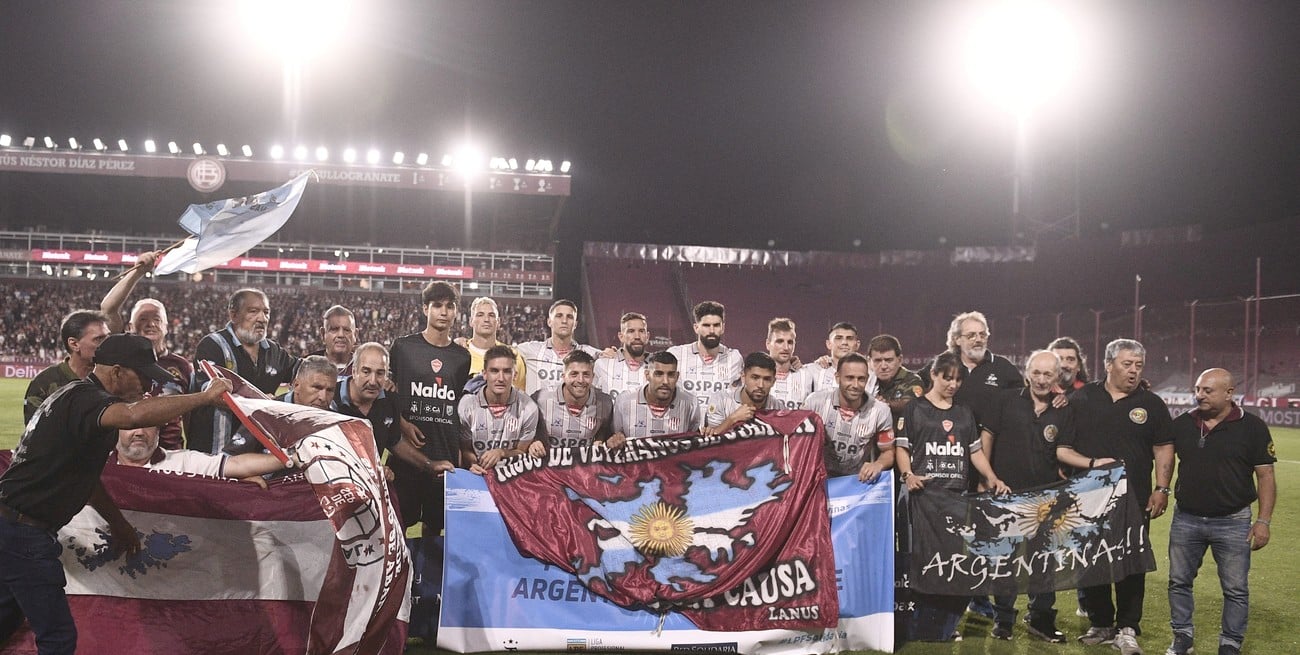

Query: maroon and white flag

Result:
[485,410,838,631]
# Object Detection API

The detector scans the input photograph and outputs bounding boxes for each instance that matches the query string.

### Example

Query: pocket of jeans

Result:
[9,527,61,562]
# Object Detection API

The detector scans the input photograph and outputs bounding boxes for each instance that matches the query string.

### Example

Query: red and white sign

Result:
[30,249,477,279]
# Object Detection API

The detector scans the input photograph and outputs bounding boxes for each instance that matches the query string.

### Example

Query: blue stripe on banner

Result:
[441,471,893,633]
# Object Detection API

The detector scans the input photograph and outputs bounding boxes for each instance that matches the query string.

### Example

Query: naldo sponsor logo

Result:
[411,381,456,400]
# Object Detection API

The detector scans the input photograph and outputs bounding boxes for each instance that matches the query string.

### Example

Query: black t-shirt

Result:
[896,396,983,493]
[336,376,402,452]
[1171,406,1276,517]
[920,350,1023,426]
[189,325,299,454]
[0,374,120,528]
[1060,379,1173,499]
[984,387,1074,490]
[390,333,472,465]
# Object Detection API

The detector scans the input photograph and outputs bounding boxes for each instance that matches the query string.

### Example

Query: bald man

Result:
[1164,368,1275,655]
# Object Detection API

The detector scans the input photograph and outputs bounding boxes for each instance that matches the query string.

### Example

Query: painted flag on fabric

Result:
[0,452,407,655]
[154,171,311,275]
[908,462,1156,596]
[485,410,838,632]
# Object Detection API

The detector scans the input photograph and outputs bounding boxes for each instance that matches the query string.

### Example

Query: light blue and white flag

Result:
[155,171,311,275]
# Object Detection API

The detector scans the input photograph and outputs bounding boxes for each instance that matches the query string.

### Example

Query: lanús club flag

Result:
[908,463,1156,596]
[485,410,839,632]
[154,171,311,275]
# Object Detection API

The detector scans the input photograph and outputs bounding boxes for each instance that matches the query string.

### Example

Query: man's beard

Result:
[235,326,264,345]
[119,442,151,462]
[700,334,721,350]
[962,345,986,361]
[625,342,646,357]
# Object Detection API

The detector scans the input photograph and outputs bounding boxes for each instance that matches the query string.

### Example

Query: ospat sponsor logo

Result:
[682,379,728,394]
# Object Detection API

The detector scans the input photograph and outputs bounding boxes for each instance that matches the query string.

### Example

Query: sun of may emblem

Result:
[628,501,694,557]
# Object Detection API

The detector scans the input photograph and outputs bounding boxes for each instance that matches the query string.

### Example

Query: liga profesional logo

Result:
[186,157,226,193]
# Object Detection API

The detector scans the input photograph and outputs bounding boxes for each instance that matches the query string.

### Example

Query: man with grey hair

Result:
[223,355,337,456]
[921,311,1023,422]
[191,288,299,454]
[1055,338,1174,654]
[309,305,357,375]
[981,350,1074,642]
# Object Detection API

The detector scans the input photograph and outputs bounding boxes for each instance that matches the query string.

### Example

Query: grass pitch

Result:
[1,377,1295,654]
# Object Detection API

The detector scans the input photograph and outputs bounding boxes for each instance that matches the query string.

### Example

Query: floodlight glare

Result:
[963,0,1079,115]
[92,138,106,151]
[117,139,129,152]
[192,143,204,155]
[270,144,285,159]
[242,144,253,157]
[560,160,571,173]
[169,141,182,154]
[241,0,351,62]
[537,159,552,172]
[293,145,308,160]
[68,137,80,150]
[508,158,518,170]
[343,148,357,163]
[453,145,485,178]
[144,139,157,153]
[525,159,536,172]
[216,143,230,156]
[366,149,381,164]
[440,154,453,167]
[315,146,328,161]
[416,152,429,166]
[0,134,9,147]
[392,151,405,165]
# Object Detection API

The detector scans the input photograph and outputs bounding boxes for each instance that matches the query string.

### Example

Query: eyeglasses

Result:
[960,331,989,340]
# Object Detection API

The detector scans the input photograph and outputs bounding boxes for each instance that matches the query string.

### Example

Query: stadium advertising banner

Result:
[0,149,570,196]
[440,448,895,653]
[27,249,475,279]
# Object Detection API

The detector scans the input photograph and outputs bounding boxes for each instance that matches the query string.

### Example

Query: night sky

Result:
[2,0,1298,254]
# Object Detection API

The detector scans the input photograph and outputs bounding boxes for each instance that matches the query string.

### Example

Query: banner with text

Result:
[908,463,1155,596]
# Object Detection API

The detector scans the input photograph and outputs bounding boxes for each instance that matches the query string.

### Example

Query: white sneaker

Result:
[1113,627,1144,655]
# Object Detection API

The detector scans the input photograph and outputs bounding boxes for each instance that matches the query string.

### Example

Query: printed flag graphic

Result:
[154,171,311,275]
[485,410,838,631]
[908,463,1156,596]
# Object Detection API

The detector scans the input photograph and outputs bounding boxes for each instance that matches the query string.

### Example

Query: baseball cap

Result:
[94,334,177,385]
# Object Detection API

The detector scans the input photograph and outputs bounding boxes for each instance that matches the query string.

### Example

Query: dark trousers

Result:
[1082,571,1147,633]
[0,517,76,654]
[993,592,1056,625]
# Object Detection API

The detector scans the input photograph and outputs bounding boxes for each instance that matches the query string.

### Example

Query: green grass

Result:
[2,377,1295,654]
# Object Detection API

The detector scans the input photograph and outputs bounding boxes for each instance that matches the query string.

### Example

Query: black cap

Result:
[94,334,176,385]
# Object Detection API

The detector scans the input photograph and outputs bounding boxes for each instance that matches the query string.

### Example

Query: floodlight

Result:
[343,148,357,163]
[168,141,181,154]
[270,144,285,159]
[144,139,157,153]
[192,143,204,155]
[560,160,571,173]
[315,146,328,161]
[525,159,536,172]
[416,152,429,166]
[216,143,230,156]
[366,149,380,164]
[537,159,552,172]
[117,139,128,152]
[23,137,35,148]
[440,154,453,167]
[452,145,485,178]
[68,137,80,150]
[92,138,105,151]
[293,145,308,160]
[508,158,518,170]
[392,151,405,165]
[44,136,55,149]
[239,0,351,62]
[0,134,9,147]
[962,1,1079,115]
[242,144,253,157]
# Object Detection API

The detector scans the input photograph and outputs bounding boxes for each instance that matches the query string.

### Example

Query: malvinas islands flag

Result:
[485,410,839,632]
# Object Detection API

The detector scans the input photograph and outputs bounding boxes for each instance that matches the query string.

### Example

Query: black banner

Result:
[908,463,1155,596]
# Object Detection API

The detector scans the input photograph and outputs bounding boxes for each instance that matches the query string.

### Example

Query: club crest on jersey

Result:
[1129,408,1148,425]
[1267,442,1276,458]
[896,416,905,431]
[582,416,597,431]
[1043,424,1059,442]
[430,359,443,373]
[984,374,998,386]
[942,419,954,432]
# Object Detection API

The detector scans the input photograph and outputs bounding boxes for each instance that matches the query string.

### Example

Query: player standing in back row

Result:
[667,301,743,413]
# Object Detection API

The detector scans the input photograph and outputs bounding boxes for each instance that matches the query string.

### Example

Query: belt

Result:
[0,502,52,531]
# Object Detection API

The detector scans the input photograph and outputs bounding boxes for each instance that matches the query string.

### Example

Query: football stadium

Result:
[1,2,1297,654]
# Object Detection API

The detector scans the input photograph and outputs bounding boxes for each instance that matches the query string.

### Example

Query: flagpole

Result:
[109,239,189,281]
[198,360,292,466]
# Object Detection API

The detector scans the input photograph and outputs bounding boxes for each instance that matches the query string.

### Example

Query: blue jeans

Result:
[0,516,76,654]
[1167,505,1252,650]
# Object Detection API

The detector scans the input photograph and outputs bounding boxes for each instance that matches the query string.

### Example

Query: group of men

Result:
[0,254,1279,655]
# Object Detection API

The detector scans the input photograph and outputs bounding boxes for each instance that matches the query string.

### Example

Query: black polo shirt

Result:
[1171,405,1275,517]
[983,387,1074,490]
[336,376,402,452]
[189,324,299,454]
[1060,379,1173,498]
[0,374,121,529]
[920,350,1023,425]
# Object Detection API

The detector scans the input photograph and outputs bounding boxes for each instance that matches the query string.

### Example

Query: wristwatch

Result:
[900,471,911,482]
[1154,486,1171,495]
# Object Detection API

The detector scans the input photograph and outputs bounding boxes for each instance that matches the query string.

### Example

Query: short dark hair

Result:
[866,334,902,357]
[647,351,678,368]
[743,351,777,374]
[548,299,578,316]
[564,350,596,368]
[421,281,459,305]
[229,288,267,314]
[828,321,858,338]
[928,351,967,382]
[619,311,646,325]
[483,344,516,369]
[836,352,870,373]
[692,301,725,323]
[60,310,108,353]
